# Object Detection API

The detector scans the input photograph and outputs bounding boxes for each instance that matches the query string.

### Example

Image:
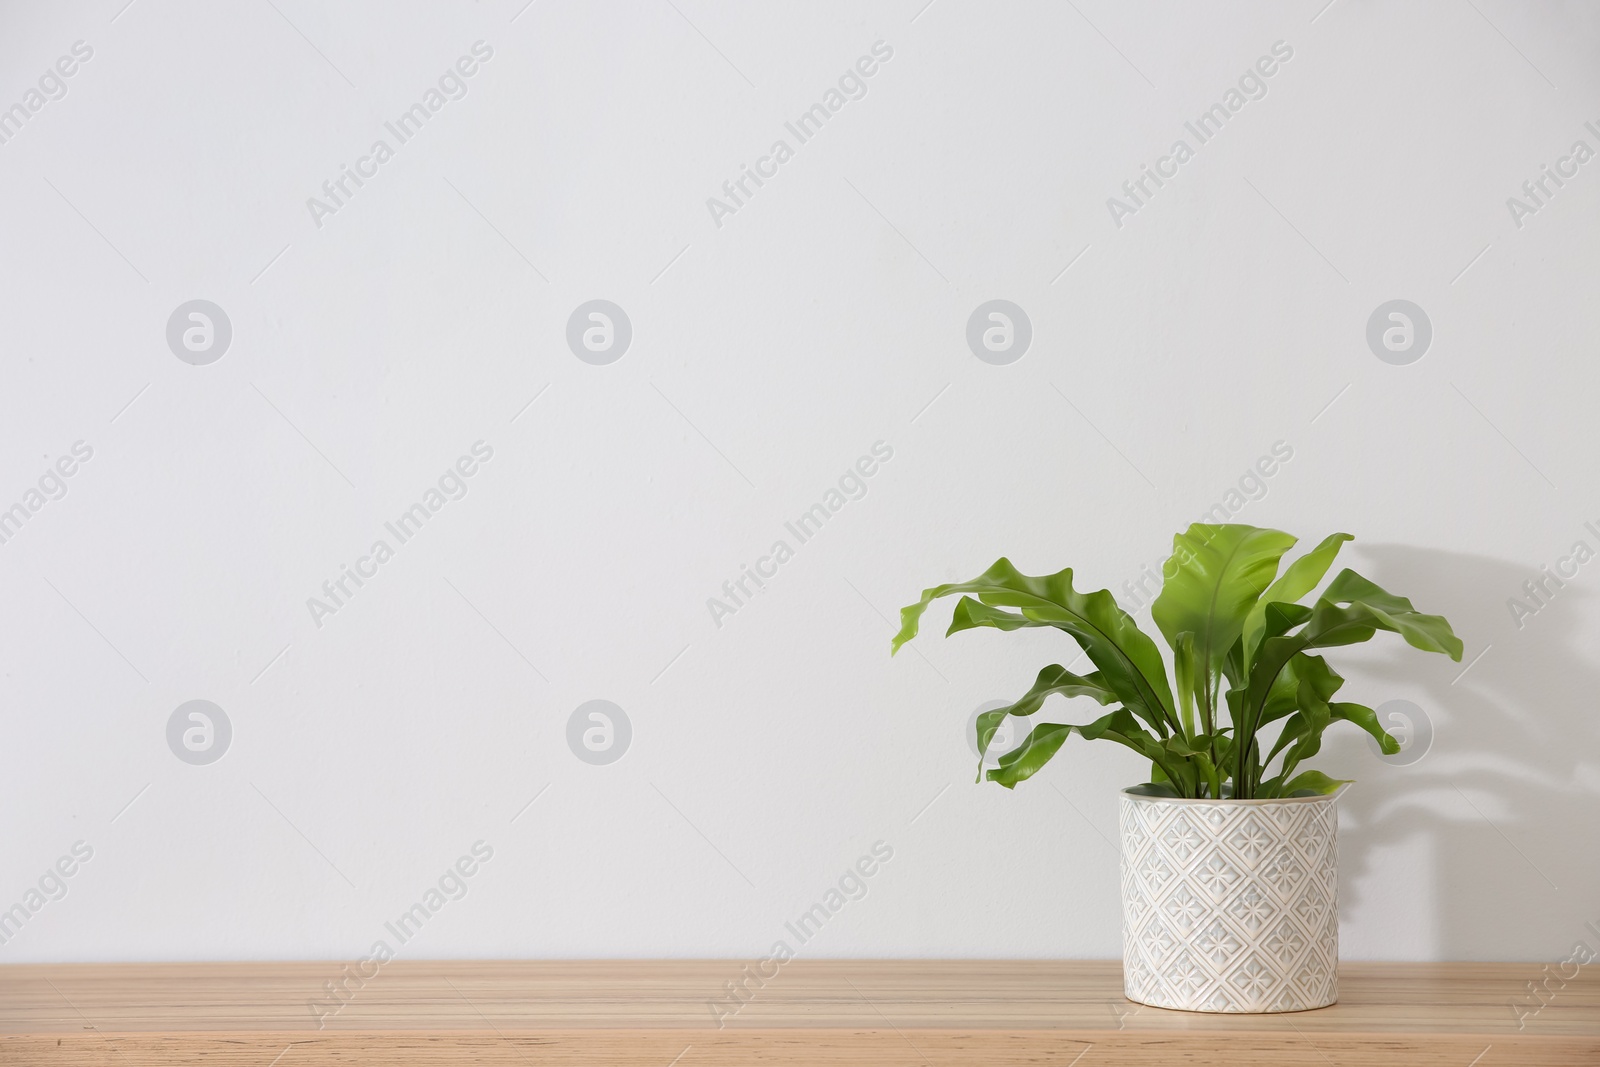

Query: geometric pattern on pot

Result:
[1120,789,1340,1013]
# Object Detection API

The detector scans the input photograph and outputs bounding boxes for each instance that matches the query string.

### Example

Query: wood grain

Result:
[2,960,1594,1066]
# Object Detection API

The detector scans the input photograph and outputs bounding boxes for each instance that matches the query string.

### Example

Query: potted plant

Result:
[892,524,1462,1013]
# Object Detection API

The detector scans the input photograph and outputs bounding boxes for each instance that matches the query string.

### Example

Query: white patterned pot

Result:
[1119,786,1340,1013]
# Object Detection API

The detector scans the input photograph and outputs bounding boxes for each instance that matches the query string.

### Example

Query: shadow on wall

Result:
[1330,545,1600,962]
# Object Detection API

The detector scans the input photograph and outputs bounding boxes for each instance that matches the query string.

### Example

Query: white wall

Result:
[1,0,1597,969]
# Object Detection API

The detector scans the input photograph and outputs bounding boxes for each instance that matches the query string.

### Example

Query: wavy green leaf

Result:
[895,558,1176,734]
[1124,781,1182,798]
[1259,656,1344,772]
[1242,532,1354,658]
[1319,569,1466,660]
[1152,524,1297,731]
[975,665,1116,777]
[1239,586,1461,793]
[1276,663,1335,785]
[984,722,1073,788]
[947,596,1032,637]
[1282,769,1350,796]
[1164,734,1223,798]
[1264,714,1309,769]
[1330,700,1399,755]
[985,707,1179,790]
[1173,632,1198,736]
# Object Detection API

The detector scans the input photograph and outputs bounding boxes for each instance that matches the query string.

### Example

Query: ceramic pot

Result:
[1119,786,1340,1013]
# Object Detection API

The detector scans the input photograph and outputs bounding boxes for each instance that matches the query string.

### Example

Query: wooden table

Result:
[2,960,1595,1065]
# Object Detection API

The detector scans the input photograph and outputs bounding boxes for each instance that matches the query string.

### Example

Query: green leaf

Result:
[1173,632,1198,736]
[895,559,1177,735]
[1245,593,1461,744]
[985,707,1182,791]
[1257,651,1344,729]
[1197,754,1223,800]
[947,596,1032,637]
[984,722,1073,788]
[1079,709,1194,792]
[1124,781,1182,798]
[1211,732,1235,775]
[1259,657,1345,774]
[1164,735,1223,798]
[1225,646,1341,780]
[1329,700,1399,755]
[974,707,1011,768]
[1319,569,1466,661]
[1152,524,1298,728]
[1263,714,1309,768]
[993,665,1116,721]
[1282,770,1350,796]
[1260,601,1315,642]
[1275,662,1336,784]
[1236,584,1458,796]
[1242,532,1354,658]
[976,665,1116,777]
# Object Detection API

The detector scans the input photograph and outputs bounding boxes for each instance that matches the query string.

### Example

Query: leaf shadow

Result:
[1323,543,1600,960]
